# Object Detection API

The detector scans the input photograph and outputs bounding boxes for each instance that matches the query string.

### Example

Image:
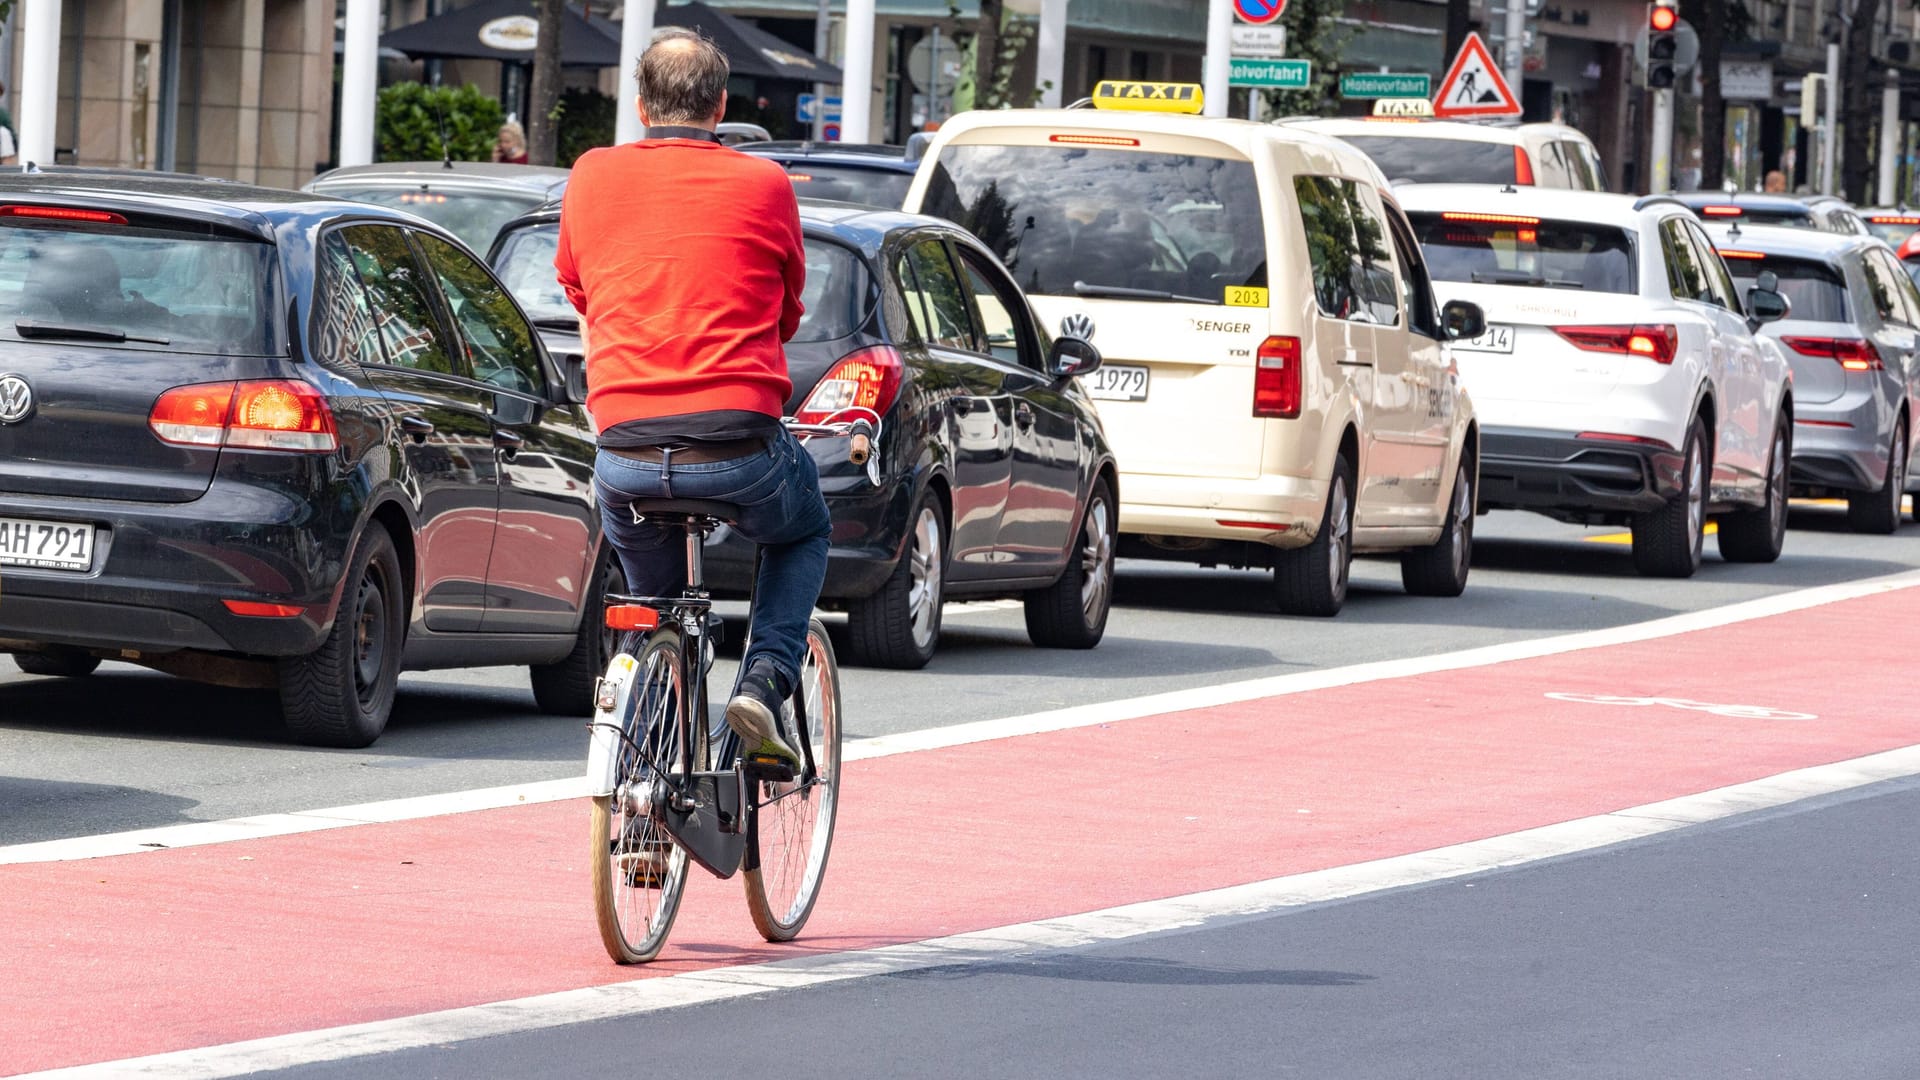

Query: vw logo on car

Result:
[0,373,33,424]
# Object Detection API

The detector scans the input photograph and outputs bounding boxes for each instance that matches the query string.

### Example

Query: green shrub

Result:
[376,83,505,163]
[557,88,618,167]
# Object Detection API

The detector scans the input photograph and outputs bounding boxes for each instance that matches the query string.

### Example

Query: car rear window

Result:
[780,164,912,209]
[1867,216,1920,249]
[1721,254,1849,322]
[0,219,275,354]
[1340,135,1517,185]
[919,142,1266,304]
[1408,212,1637,294]
[1691,205,1815,228]
[489,221,872,343]
[322,185,544,253]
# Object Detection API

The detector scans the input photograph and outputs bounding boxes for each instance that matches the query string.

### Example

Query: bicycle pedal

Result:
[741,755,796,783]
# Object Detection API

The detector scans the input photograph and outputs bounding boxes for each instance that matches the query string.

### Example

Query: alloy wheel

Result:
[908,507,943,650]
[1327,474,1351,597]
[1079,498,1114,622]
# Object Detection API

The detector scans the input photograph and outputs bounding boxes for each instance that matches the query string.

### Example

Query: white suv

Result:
[1396,186,1795,575]
[905,82,1487,615]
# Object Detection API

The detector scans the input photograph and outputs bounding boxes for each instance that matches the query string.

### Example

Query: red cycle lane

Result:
[5,587,1917,1075]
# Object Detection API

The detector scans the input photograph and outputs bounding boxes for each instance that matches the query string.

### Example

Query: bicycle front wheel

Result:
[592,628,700,963]
[743,618,843,941]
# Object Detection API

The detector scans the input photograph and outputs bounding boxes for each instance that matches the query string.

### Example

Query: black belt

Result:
[605,437,768,464]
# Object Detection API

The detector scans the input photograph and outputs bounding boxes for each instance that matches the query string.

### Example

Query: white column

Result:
[1881,67,1901,206]
[338,0,380,167]
[841,0,875,141]
[1202,0,1232,118]
[1821,42,1839,196]
[1036,0,1067,108]
[616,0,655,143]
[811,0,831,139]
[1502,0,1525,100]
[17,0,60,165]
[1650,87,1674,192]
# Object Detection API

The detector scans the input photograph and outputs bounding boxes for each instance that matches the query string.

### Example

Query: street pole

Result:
[1822,42,1839,196]
[1650,87,1674,193]
[841,0,875,141]
[615,0,654,143]
[1881,67,1901,206]
[1203,0,1232,118]
[337,0,378,167]
[1036,0,1067,109]
[811,0,829,141]
[17,0,58,165]
[1503,0,1526,99]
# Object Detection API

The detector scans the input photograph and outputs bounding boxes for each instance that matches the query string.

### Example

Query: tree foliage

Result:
[1263,0,1350,117]
[376,83,504,163]
[558,88,617,166]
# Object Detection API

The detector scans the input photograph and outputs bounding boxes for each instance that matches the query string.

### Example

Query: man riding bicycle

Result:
[556,29,826,770]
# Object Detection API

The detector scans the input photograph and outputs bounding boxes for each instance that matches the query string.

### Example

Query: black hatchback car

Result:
[0,171,611,746]
[736,142,921,209]
[490,200,1119,668]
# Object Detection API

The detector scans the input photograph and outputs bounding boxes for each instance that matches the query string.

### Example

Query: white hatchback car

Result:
[1285,114,1607,190]
[1396,185,1795,575]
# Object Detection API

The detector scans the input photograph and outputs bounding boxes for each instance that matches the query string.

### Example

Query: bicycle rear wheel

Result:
[743,618,843,941]
[592,628,701,963]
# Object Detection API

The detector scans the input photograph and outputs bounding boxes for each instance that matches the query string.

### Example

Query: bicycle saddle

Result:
[626,497,743,523]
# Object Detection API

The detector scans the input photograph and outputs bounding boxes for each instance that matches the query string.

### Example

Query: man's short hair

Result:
[637,29,730,125]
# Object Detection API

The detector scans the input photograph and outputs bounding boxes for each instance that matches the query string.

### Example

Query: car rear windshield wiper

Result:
[530,316,582,332]
[16,320,171,345]
[1468,271,1585,290]
[1071,281,1218,305]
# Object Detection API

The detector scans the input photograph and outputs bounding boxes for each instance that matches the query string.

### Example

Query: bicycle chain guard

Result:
[659,769,746,879]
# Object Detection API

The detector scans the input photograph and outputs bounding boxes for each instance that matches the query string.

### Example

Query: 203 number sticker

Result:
[1545,692,1817,721]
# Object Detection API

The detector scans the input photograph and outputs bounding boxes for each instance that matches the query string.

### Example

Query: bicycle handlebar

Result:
[784,411,881,467]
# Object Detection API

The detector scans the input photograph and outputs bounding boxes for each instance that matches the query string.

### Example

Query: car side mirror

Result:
[1049,335,1102,380]
[1441,299,1487,341]
[560,351,590,405]
[1746,287,1790,328]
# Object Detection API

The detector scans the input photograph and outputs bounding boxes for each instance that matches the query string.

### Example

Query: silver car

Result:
[1707,223,1920,532]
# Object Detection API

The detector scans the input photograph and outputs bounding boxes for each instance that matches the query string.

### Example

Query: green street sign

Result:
[1230,58,1312,89]
[1340,72,1432,99]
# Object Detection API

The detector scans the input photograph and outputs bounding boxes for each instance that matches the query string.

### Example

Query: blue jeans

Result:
[593,428,830,692]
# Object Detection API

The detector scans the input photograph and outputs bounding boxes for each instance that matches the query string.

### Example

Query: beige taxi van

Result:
[903,81,1487,615]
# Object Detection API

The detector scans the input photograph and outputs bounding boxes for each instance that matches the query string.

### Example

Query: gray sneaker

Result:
[725,660,799,769]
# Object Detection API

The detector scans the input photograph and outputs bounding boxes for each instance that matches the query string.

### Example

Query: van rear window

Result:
[1340,135,1516,185]
[0,221,275,354]
[918,143,1266,304]
[1408,212,1638,294]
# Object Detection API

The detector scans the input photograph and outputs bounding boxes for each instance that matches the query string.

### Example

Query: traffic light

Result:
[1646,2,1678,89]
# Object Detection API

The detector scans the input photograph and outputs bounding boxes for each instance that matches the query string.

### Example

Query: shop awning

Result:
[653,2,843,82]
[380,0,624,67]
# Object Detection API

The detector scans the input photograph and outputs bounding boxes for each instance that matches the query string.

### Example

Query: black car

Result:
[1670,192,1819,229]
[490,200,1119,668]
[736,142,921,209]
[0,172,612,746]
[304,161,571,256]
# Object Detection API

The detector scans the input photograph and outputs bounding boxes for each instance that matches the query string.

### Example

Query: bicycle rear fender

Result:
[586,652,640,798]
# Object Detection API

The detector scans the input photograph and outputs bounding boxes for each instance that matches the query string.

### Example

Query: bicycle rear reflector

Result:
[605,605,659,632]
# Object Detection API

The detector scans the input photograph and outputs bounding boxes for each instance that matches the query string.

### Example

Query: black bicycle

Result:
[585,416,875,963]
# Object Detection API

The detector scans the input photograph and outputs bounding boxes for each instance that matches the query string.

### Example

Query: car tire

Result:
[1631,418,1708,578]
[531,551,625,716]
[1847,420,1907,534]
[1401,452,1475,597]
[1274,451,1354,617]
[845,491,946,669]
[1718,418,1789,563]
[278,523,406,749]
[12,649,101,678]
[1024,477,1116,649]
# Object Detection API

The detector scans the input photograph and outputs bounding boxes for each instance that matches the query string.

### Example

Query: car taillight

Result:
[1253,336,1301,418]
[1513,146,1535,186]
[149,380,338,452]
[795,345,903,424]
[1553,324,1678,364]
[1781,336,1884,371]
[0,204,127,224]
[1701,205,1745,217]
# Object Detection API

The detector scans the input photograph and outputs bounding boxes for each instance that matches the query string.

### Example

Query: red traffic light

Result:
[1649,4,1677,31]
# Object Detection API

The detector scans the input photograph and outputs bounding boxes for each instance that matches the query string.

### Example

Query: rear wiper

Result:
[1468,272,1585,290]
[1072,281,1217,305]
[530,316,581,332]
[16,320,170,345]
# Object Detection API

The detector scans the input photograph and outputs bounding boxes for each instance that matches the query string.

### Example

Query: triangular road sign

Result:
[1432,32,1521,118]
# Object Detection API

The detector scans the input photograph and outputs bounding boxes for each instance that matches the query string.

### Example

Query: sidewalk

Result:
[6,585,1918,1075]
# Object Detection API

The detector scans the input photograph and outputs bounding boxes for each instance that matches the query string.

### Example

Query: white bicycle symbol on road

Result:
[1544,693,1818,721]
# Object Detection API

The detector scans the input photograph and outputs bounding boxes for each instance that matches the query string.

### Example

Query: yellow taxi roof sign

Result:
[1372,98,1434,118]
[1091,81,1205,115]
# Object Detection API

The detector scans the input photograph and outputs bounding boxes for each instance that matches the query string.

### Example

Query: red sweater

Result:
[554,139,806,428]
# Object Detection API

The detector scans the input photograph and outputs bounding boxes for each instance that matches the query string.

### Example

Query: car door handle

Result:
[400,416,434,442]
[1015,403,1035,429]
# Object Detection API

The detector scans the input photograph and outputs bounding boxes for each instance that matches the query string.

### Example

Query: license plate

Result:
[1454,324,1515,354]
[0,516,96,571]
[1086,364,1150,402]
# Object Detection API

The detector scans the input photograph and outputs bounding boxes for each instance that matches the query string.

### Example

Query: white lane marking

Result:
[1544,692,1818,721]
[25,742,1920,1080]
[7,566,1919,867]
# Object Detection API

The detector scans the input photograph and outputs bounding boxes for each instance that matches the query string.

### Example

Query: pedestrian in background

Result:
[1764,170,1787,194]
[493,120,529,164]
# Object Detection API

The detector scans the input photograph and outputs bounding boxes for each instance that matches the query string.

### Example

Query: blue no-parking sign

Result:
[1233,0,1287,26]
